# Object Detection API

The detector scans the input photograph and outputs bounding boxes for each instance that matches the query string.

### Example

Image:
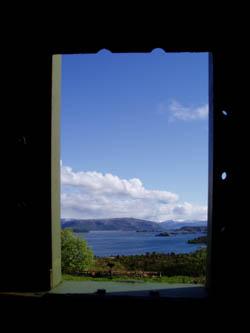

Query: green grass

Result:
[62,274,205,284]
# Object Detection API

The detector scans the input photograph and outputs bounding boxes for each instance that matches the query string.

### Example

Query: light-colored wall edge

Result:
[51,54,62,289]
[206,52,213,290]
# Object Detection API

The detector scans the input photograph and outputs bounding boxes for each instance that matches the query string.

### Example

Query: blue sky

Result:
[60,50,208,222]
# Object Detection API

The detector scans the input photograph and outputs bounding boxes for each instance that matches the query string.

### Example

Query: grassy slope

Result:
[62,274,205,284]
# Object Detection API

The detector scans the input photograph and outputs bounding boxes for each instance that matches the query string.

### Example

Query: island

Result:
[188,236,207,244]
[155,232,172,237]
[155,226,207,237]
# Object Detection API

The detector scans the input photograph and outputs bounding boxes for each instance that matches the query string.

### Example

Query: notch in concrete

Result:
[96,289,106,295]
[149,290,160,297]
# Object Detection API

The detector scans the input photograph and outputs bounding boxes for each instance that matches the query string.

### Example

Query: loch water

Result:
[77,231,206,257]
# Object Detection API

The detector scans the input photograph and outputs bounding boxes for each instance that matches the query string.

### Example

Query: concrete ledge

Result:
[49,281,207,298]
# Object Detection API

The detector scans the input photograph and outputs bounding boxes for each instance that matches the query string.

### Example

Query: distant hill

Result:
[160,220,207,230]
[171,226,207,234]
[61,217,165,232]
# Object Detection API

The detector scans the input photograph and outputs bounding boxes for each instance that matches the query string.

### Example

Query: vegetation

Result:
[61,228,94,274]
[188,236,207,244]
[61,217,163,232]
[61,228,206,284]
[91,248,206,278]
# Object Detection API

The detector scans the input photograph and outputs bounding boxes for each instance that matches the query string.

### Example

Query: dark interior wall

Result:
[2,53,54,291]
[1,36,238,297]
[207,51,236,295]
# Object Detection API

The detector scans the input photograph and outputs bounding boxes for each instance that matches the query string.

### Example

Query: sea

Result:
[76,231,206,257]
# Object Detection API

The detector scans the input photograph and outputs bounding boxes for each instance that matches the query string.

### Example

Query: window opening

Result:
[60,50,209,294]
[221,172,227,180]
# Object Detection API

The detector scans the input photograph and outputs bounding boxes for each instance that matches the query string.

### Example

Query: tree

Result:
[61,228,94,274]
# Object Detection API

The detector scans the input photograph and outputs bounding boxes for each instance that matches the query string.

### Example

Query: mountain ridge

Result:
[61,217,164,232]
[160,220,207,230]
[61,217,207,232]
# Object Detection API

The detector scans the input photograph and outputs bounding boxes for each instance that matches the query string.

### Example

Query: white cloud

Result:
[61,165,179,203]
[159,100,208,122]
[60,162,207,222]
[151,202,207,222]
